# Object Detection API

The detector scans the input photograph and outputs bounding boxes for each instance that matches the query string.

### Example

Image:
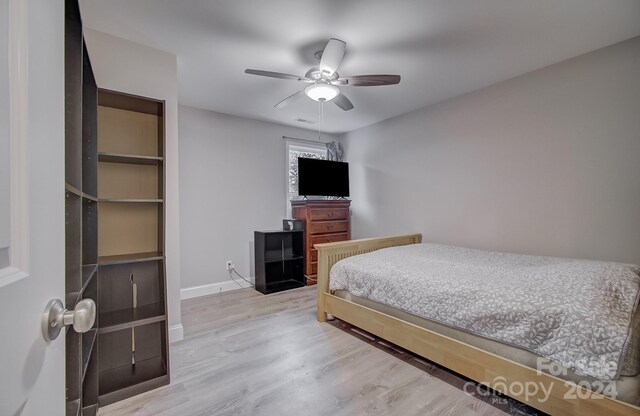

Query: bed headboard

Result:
[315,233,422,321]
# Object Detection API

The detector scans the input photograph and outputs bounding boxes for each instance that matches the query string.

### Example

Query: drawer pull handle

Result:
[327,213,334,217]
[327,225,333,230]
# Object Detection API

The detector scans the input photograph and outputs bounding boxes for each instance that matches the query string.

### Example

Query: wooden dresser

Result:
[291,199,351,285]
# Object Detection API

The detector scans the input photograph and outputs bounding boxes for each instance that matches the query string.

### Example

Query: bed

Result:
[315,234,640,416]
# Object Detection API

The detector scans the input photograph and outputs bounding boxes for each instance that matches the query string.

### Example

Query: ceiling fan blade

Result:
[245,69,304,81]
[275,89,306,108]
[319,38,346,75]
[333,93,354,111]
[347,74,401,86]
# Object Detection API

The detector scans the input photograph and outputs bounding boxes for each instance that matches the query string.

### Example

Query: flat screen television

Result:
[298,158,350,197]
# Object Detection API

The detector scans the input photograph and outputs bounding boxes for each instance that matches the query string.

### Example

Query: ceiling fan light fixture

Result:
[304,83,339,102]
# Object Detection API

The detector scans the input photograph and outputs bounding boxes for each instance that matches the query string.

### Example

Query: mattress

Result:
[328,243,640,394]
[335,290,640,406]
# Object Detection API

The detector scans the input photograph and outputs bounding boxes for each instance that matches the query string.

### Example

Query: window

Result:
[285,140,326,217]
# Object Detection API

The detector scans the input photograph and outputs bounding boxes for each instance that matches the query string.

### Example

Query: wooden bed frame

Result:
[315,234,640,416]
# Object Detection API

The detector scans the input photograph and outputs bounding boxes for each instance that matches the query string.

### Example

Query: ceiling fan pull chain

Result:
[317,101,321,142]
[320,100,325,142]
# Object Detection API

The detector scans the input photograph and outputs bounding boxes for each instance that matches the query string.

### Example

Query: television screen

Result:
[298,158,350,197]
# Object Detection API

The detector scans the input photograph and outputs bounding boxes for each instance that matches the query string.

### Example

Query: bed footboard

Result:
[314,233,422,322]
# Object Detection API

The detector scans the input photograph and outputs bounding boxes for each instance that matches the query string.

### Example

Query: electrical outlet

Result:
[226,260,234,270]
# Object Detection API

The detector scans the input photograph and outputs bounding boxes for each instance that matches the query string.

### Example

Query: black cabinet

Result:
[254,231,306,294]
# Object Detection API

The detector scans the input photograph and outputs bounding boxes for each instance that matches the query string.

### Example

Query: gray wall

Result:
[343,36,640,264]
[0,0,8,268]
[179,105,338,289]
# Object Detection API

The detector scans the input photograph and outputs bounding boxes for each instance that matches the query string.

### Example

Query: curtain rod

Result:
[282,136,330,146]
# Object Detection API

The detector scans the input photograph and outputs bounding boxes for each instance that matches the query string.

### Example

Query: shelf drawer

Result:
[309,208,348,221]
[310,232,348,248]
[309,220,348,235]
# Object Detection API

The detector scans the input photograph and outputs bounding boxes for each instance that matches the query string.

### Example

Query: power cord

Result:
[228,265,255,288]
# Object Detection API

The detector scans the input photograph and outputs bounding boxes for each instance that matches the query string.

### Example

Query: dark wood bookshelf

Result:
[81,329,97,382]
[98,152,163,166]
[66,182,98,202]
[66,400,81,416]
[65,2,100,414]
[99,303,166,334]
[98,252,164,266]
[65,182,82,197]
[98,198,164,203]
[81,405,97,416]
[98,357,168,400]
[81,265,98,292]
[96,88,169,406]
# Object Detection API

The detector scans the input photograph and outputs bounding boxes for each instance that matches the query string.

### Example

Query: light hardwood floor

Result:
[98,287,536,416]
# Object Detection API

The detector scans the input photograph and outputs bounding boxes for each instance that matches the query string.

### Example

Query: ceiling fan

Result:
[244,38,401,111]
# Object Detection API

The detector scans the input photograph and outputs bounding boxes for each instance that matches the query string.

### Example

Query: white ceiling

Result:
[79,0,640,134]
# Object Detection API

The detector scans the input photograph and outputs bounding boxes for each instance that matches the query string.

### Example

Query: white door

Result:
[0,1,67,415]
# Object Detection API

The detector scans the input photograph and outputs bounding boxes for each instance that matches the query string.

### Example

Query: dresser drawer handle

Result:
[327,212,334,217]
[327,225,334,230]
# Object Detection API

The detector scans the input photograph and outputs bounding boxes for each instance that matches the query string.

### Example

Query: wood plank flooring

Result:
[98,287,537,416]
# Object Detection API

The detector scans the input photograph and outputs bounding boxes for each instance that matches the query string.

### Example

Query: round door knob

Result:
[42,298,96,342]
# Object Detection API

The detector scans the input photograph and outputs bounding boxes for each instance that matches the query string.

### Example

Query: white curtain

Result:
[326,141,344,161]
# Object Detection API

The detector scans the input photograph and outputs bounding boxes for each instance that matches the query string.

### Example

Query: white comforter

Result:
[329,243,640,381]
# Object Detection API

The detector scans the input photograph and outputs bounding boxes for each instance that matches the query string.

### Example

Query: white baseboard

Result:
[180,278,253,300]
[169,323,184,343]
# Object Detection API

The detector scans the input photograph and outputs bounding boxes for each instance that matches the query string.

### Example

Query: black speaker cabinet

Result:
[254,230,306,294]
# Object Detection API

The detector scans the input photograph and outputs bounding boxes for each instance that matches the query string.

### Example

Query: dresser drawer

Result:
[310,232,348,248]
[309,220,348,235]
[309,208,348,221]
[310,249,318,262]
[309,262,317,275]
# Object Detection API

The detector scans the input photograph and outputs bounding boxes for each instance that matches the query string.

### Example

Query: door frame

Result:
[0,0,29,288]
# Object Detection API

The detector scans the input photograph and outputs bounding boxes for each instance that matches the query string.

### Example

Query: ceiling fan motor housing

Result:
[305,67,340,82]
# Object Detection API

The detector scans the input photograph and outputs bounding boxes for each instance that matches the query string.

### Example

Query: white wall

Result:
[178,105,338,294]
[343,36,640,264]
[0,0,9,266]
[83,29,183,341]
